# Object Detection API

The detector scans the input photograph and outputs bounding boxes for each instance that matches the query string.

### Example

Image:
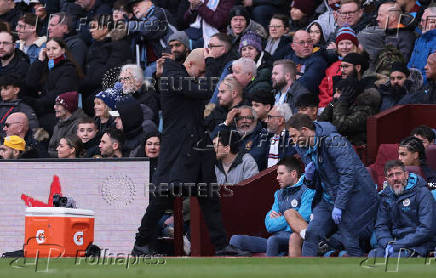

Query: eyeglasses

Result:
[0,41,13,46]
[236,116,254,121]
[340,64,352,69]
[294,40,313,46]
[208,44,224,49]
[268,25,284,29]
[267,115,283,120]
[339,9,359,16]
[4,122,21,128]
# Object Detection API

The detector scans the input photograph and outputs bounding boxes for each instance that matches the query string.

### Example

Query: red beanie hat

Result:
[335,26,359,47]
[55,91,78,113]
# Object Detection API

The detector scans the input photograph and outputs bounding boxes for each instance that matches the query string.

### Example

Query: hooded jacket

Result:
[294,122,377,226]
[376,173,435,256]
[215,152,259,185]
[265,175,315,233]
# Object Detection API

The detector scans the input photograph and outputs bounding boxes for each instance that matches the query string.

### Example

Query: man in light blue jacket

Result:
[229,156,315,256]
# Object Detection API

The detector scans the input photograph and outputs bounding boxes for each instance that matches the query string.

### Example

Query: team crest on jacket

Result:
[245,141,253,151]
[402,198,410,207]
[291,199,298,207]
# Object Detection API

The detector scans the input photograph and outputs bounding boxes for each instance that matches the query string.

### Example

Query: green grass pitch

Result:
[1,257,436,278]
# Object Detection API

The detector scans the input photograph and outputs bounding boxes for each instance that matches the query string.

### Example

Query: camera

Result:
[52,194,76,208]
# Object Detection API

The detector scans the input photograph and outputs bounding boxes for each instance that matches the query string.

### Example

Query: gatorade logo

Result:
[73,231,84,246]
[36,230,45,244]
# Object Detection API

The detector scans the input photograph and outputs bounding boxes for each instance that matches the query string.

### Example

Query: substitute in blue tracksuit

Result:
[230,157,315,256]
[287,114,378,257]
[369,160,435,257]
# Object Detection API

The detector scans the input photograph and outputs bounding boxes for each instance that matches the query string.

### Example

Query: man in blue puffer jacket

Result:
[369,160,435,257]
[287,113,378,257]
[229,156,315,256]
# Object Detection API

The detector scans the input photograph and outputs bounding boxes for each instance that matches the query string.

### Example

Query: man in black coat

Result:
[0,31,29,78]
[133,48,248,256]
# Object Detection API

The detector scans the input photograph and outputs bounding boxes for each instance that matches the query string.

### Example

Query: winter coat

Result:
[155,59,217,185]
[25,58,80,135]
[16,36,47,64]
[48,109,86,157]
[244,67,272,100]
[205,49,240,81]
[0,8,21,30]
[265,175,315,233]
[215,152,259,185]
[80,37,134,98]
[375,173,435,256]
[0,99,39,135]
[64,33,88,70]
[358,25,416,72]
[269,35,293,61]
[318,60,341,108]
[408,29,436,85]
[183,0,235,32]
[318,88,381,145]
[227,20,268,54]
[83,135,101,158]
[283,50,327,94]
[398,80,436,105]
[128,5,169,67]
[274,81,312,114]
[295,122,377,227]
[0,49,29,78]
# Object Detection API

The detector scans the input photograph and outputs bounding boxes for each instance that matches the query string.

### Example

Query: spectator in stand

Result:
[118,64,159,123]
[0,75,38,137]
[0,135,26,159]
[0,0,21,30]
[263,104,296,169]
[80,14,133,115]
[213,129,258,185]
[396,0,425,28]
[167,31,191,64]
[411,125,435,149]
[136,131,160,178]
[251,89,274,128]
[94,88,119,137]
[229,157,314,256]
[47,13,88,70]
[271,59,310,113]
[283,30,327,95]
[242,0,289,29]
[112,0,132,22]
[287,113,377,257]
[318,26,360,110]
[408,7,436,85]
[318,77,380,146]
[0,30,29,78]
[25,37,81,135]
[61,0,112,45]
[295,93,319,121]
[369,160,435,258]
[288,0,316,34]
[378,63,414,112]
[227,5,267,54]
[56,134,84,159]
[265,14,292,59]
[15,13,47,64]
[398,136,436,183]
[2,112,45,158]
[48,91,85,157]
[183,0,234,47]
[329,0,371,41]
[126,0,168,77]
[337,52,373,89]
[315,0,341,45]
[358,2,416,71]
[232,57,271,101]
[76,117,100,158]
[29,0,49,37]
[99,127,124,158]
[307,21,327,50]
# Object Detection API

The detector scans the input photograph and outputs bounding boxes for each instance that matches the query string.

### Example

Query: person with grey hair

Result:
[47,12,88,70]
[263,103,296,169]
[118,64,159,123]
[232,57,272,100]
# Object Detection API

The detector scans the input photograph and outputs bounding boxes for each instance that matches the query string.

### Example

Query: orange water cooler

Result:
[24,207,95,258]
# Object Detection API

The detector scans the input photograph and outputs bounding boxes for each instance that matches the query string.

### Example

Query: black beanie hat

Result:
[390,62,410,77]
[295,93,319,108]
[251,90,274,106]
[229,5,250,25]
[342,53,369,73]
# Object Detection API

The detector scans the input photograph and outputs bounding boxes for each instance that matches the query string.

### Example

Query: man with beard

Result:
[272,59,311,113]
[379,63,414,112]
[156,31,191,78]
[335,52,375,90]
[0,31,29,78]
[369,160,435,258]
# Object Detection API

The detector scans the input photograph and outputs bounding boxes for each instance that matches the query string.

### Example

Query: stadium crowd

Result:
[0,0,435,257]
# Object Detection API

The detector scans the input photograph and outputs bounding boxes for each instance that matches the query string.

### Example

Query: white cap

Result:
[109,110,120,117]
